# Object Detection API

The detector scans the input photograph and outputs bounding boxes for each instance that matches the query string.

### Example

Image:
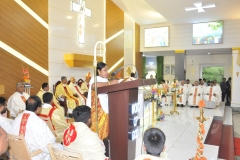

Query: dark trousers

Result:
[226,90,231,103]
[222,92,226,102]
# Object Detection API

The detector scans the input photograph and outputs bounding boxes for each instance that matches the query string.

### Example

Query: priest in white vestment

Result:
[10,96,57,160]
[7,82,30,118]
[184,79,192,104]
[204,81,217,109]
[63,105,107,160]
[39,92,70,142]
[199,80,207,99]
[0,97,12,133]
[214,80,222,106]
[177,81,188,107]
[135,128,169,160]
[188,81,203,108]
[68,77,86,105]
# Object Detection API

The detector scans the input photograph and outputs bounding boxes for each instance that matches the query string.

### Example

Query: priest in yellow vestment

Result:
[36,82,61,109]
[55,76,80,110]
[38,92,70,142]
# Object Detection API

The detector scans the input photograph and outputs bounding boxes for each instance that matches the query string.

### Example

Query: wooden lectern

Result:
[98,79,156,160]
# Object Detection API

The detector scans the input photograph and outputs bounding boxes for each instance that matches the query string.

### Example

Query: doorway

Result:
[200,64,224,83]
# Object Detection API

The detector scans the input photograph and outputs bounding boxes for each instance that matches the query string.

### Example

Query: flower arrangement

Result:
[157,110,165,121]
[22,65,30,83]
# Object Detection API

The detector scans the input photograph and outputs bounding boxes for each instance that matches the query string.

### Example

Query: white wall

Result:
[140,19,240,52]
[124,14,135,78]
[49,0,105,88]
[164,56,175,81]
[186,54,232,82]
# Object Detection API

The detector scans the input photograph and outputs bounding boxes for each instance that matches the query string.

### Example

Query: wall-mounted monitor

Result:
[193,20,223,45]
[144,27,169,47]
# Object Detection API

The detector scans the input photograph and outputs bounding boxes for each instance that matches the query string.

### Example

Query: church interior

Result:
[0,0,240,160]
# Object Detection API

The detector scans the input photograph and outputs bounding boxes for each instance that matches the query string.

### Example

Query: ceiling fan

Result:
[185,2,215,12]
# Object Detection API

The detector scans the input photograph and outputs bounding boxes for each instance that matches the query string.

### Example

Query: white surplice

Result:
[177,85,188,105]
[63,122,106,160]
[87,76,109,113]
[68,82,86,105]
[198,85,206,99]
[188,86,203,106]
[7,92,29,118]
[204,86,217,108]
[184,83,192,102]
[10,110,56,160]
[0,114,12,133]
[214,84,222,106]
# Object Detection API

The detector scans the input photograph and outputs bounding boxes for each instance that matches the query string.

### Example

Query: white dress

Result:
[188,86,203,106]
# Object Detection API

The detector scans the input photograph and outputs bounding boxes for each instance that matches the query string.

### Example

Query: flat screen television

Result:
[144,27,169,47]
[193,21,223,45]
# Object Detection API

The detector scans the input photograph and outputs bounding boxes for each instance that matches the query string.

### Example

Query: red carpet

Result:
[234,137,240,156]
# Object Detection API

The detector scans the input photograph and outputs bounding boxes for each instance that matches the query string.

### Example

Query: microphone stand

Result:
[93,41,106,135]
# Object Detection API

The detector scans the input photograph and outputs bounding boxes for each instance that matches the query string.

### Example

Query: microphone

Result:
[111,64,138,79]
[111,67,124,76]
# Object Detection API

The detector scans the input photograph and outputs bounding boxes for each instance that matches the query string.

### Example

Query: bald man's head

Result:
[70,77,76,84]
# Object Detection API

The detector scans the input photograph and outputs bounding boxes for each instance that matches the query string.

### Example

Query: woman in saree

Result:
[86,62,118,140]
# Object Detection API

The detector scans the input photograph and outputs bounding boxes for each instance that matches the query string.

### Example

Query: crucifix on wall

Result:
[71,0,92,44]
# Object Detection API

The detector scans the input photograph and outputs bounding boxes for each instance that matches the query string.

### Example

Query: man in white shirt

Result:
[0,126,8,156]
[10,96,56,160]
[68,77,86,105]
[184,79,192,105]
[135,128,169,160]
[7,82,30,118]
[0,97,12,133]
[204,81,217,109]
[188,81,203,108]
[63,105,107,160]
[177,81,188,107]
[213,80,222,106]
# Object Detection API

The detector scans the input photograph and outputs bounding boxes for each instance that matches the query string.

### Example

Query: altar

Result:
[133,87,232,160]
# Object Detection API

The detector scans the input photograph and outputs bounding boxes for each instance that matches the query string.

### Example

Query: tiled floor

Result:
[136,102,226,160]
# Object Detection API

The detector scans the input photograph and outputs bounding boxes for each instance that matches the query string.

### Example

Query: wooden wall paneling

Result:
[0,48,48,99]
[135,23,143,78]
[0,0,48,70]
[106,0,124,39]
[106,33,124,68]
[22,0,48,23]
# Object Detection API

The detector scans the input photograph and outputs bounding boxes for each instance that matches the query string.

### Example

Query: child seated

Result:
[135,128,169,160]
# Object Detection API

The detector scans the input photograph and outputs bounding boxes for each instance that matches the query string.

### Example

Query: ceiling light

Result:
[185,2,215,12]
[208,53,211,54]
[66,16,72,19]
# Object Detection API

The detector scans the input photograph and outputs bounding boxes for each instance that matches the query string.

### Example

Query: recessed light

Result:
[66,16,72,19]
[208,53,211,54]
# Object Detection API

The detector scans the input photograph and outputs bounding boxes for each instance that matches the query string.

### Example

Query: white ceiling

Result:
[111,0,167,25]
[112,0,240,25]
